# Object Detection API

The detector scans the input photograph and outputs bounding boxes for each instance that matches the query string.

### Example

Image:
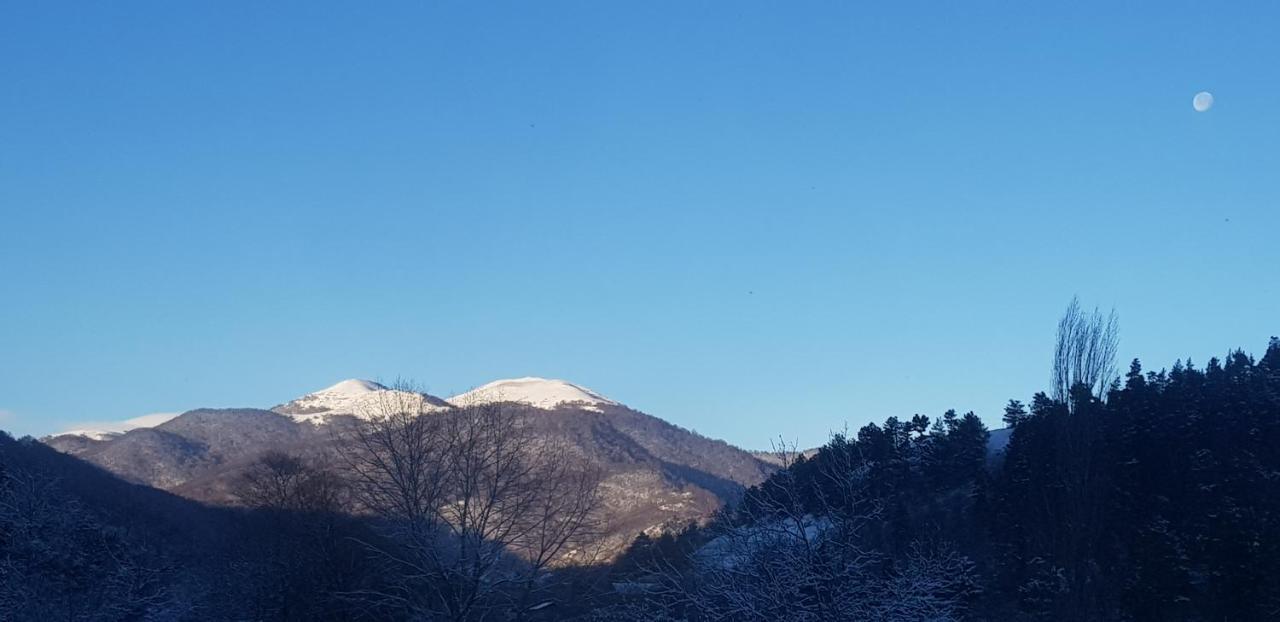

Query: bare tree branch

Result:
[334,381,603,621]
[1052,296,1120,408]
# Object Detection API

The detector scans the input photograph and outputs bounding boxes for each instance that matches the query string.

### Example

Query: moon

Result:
[1193,91,1214,112]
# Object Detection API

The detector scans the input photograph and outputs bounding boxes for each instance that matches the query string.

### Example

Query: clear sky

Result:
[1,2,1277,448]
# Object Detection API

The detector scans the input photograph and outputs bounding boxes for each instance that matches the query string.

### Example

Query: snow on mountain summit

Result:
[49,412,180,441]
[319,379,388,395]
[273,379,450,422]
[51,429,123,442]
[447,377,617,411]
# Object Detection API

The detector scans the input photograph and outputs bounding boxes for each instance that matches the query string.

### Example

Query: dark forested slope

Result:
[604,337,1280,622]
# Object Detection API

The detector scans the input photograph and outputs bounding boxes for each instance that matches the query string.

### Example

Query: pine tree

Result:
[1002,400,1028,428]
[1261,336,1280,371]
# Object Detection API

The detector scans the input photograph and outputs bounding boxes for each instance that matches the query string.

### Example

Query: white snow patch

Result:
[51,412,180,440]
[697,515,832,570]
[446,377,617,411]
[274,379,450,423]
[318,378,386,395]
[51,429,123,442]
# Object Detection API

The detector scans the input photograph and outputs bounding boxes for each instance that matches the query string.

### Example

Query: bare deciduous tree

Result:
[337,382,602,621]
[1052,296,1120,407]
[234,451,346,514]
[1047,298,1119,618]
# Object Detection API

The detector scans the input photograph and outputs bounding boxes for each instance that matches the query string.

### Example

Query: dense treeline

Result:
[604,337,1280,621]
[601,408,991,621]
[993,339,1280,620]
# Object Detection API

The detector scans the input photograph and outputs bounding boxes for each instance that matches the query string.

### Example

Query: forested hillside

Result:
[602,336,1280,621]
[0,431,398,620]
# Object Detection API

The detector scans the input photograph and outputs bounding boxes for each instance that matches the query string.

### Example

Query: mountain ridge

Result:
[43,377,777,556]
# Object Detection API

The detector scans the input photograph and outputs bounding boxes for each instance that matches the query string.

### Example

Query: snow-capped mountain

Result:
[40,375,776,557]
[447,377,618,411]
[272,378,452,422]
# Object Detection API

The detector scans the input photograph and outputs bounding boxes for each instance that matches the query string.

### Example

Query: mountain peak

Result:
[274,379,448,421]
[318,379,387,395]
[447,377,617,410]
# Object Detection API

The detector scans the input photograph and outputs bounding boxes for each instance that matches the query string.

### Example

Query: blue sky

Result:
[1,2,1277,448]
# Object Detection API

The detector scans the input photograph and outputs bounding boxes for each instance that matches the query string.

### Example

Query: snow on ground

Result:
[446,377,617,411]
[696,515,832,570]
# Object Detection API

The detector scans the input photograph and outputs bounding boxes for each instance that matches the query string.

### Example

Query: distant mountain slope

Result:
[750,447,822,467]
[54,408,308,490]
[79,427,211,489]
[157,408,305,455]
[986,426,1013,458]
[42,379,777,555]
[42,431,116,456]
